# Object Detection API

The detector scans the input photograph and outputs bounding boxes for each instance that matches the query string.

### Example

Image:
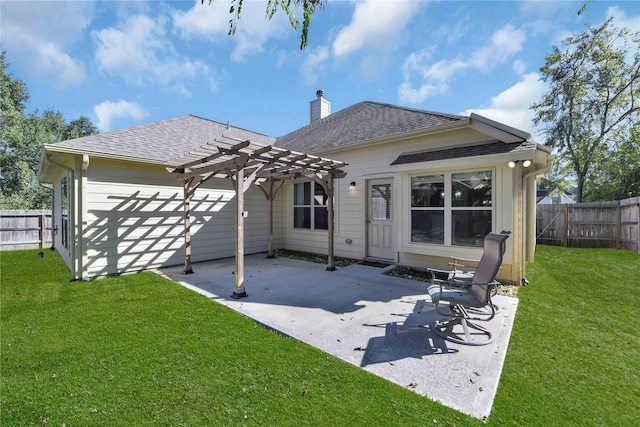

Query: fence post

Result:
[40,214,46,248]
[562,205,569,247]
[615,203,621,250]
[637,203,640,254]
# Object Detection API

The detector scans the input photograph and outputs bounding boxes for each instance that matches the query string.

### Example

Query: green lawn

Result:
[1,246,638,426]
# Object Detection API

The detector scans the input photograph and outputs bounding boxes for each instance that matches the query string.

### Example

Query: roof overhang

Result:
[468,113,531,143]
[310,113,534,157]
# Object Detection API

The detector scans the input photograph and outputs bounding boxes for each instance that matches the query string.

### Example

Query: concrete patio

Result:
[156,254,518,419]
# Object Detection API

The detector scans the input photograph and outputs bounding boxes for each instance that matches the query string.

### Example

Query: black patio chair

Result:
[427,231,510,346]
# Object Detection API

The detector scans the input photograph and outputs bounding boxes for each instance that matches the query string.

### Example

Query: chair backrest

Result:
[469,231,510,304]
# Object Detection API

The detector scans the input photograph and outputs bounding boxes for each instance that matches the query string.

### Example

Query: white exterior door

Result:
[367,179,394,260]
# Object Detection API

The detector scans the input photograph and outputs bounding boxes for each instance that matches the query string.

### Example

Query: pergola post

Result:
[326,175,336,271]
[183,177,193,274]
[166,136,347,297]
[232,166,247,299]
[260,178,284,258]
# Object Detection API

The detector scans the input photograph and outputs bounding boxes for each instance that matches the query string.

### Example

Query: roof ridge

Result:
[359,101,467,121]
[186,114,273,138]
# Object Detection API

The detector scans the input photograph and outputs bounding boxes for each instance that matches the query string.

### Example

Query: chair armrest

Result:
[426,267,453,275]
[449,256,480,265]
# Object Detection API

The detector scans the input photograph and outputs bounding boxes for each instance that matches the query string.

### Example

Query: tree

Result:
[583,124,640,201]
[532,18,640,202]
[0,51,98,209]
[203,0,326,49]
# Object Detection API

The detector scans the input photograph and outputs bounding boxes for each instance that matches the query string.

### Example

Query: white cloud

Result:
[460,73,547,141]
[398,82,449,104]
[93,14,209,93]
[470,24,526,71]
[332,0,420,57]
[172,1,228,37]
[0,1,94,85]
[607,6,640,32]
[172,0,289,62]
[94,100,147,132]
[399,23,528,104]
[300,46,330,86]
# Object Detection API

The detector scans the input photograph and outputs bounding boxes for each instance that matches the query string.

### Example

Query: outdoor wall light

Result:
[508,160,532,168]
[53,225,58,235]
[349,181,356,189]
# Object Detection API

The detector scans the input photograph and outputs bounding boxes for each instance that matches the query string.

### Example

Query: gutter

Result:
[43,144,166,166]
[520,153,555,284]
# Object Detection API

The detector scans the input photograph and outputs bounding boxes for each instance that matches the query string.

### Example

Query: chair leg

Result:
[431,305,495,346]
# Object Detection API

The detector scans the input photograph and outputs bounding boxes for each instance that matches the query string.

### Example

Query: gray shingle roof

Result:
[391,140,538,165]
[275,101,466,153]
[49,115,275,164]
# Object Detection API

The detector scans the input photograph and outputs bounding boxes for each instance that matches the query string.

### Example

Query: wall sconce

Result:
[509,160,532,168]
[349,181,356,189]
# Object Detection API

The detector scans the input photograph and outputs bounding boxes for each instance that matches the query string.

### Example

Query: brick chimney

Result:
[310,89,331,124]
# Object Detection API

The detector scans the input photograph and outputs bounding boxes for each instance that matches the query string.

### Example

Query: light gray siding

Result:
[83,159,282,277]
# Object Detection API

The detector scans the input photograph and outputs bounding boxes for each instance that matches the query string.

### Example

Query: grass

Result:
[1,249,471,426]
[489,245,640,426]
[1,246,638,426]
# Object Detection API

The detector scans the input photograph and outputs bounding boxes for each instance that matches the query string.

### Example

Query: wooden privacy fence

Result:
[1,210,53,251]
[536,197,640,253]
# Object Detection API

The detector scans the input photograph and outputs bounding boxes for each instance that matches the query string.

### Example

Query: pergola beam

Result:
[166,138,347,297]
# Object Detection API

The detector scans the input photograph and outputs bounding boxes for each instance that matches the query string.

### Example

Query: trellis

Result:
[166,135,347,298]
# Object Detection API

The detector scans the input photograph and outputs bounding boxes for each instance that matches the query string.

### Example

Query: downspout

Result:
[520,155,554,284]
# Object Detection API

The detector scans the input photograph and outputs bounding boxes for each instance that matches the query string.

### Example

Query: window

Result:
[293,182,329,230]
[61,174,70,249]
[411,175,445,244]
[411,170,493,247]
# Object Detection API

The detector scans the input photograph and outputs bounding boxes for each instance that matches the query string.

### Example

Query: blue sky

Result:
[2,1,638,142]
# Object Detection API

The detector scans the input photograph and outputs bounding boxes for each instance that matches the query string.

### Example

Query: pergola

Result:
[165,135,347,298]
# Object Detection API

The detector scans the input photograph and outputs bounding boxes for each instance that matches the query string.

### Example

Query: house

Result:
[38,91,553,284]
[537,185,575,204]
[37,116,280,281]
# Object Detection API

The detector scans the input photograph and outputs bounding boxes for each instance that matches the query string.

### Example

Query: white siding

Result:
[283,129,521,282]
[51,171,73,271]
[83,159,282,277]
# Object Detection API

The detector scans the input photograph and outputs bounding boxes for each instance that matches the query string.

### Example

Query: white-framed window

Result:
[410,170,493,247]
[61,174,70,249]
[293,182,329,230]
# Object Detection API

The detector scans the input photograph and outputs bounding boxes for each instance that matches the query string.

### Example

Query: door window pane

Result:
[371,184,391,221]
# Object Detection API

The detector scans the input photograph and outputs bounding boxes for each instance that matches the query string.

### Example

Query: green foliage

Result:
[532,18,640,202]
[0,51,98,209]
[584,124,640,201]
[203,0,326,49]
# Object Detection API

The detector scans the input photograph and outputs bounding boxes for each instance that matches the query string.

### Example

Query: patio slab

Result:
[156,254,518,419]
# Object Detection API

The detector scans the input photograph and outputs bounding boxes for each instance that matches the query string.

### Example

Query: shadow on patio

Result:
[157,253,518,420]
